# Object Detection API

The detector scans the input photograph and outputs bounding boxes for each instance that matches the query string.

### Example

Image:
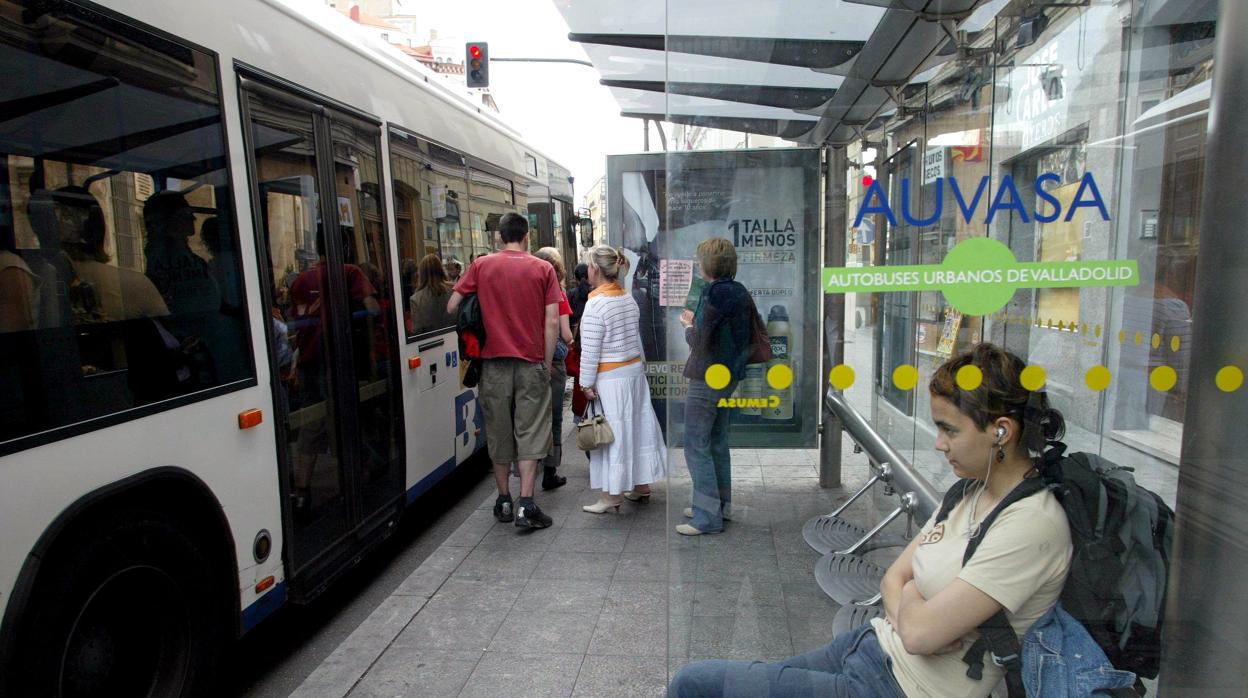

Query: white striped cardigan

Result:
[578,289,643,388]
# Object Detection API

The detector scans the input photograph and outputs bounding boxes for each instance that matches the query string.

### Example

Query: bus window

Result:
[0,1,252,452]
[468,168,515,257]
[388,131,465,339]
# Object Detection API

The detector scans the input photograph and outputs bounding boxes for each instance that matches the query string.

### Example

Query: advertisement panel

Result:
[606,149,821,448]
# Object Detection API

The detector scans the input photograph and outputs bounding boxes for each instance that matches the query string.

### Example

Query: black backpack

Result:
[934,441,1174,697]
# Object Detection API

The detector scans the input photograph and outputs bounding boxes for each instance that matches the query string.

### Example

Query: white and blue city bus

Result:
[0,0,573,693]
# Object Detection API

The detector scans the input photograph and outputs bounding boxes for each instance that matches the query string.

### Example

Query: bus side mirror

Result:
[579,217,594,248]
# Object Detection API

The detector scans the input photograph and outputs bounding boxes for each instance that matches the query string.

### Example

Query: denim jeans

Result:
[684,378,733,532]
[668,625,906,698]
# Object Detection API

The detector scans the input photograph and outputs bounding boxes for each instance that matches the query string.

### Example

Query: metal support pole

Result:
[820,146,849,488]
[643,119,650,152]
[654,120,668,151]
[1160,1,1248,693]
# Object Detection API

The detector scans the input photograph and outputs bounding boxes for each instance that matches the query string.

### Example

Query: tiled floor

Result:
[292,413,895,697]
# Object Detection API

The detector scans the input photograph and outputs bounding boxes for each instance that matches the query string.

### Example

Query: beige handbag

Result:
[576,400,615,451]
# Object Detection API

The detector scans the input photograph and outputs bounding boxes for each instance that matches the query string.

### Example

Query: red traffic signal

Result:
[465,42,489,88]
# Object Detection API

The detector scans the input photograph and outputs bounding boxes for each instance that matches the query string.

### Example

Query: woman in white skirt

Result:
[578,245,668,513]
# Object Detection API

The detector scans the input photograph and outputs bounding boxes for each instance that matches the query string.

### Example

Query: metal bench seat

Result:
[813,553,887,605]
[831,602,885,638]
[802,514,909,555]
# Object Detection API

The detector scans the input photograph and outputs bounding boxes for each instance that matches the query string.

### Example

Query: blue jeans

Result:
[668,625,906,698]
[684,379,733,532]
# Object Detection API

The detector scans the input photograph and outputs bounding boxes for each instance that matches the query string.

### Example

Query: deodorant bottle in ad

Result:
[763,304,793,420]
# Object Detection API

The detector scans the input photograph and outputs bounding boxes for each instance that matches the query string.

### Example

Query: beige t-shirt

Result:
[872,485,1072,698]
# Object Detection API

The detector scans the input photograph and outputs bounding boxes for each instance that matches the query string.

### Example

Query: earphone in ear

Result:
[994,426,1006,443]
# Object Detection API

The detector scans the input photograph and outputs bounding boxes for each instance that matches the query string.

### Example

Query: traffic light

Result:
[465,42,489,88]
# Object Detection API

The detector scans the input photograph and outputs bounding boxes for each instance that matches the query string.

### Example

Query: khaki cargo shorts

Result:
[479,358,553,463]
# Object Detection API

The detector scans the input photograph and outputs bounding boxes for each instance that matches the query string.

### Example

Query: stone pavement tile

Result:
[630,509,677,532]
[728,449,761,465]
[781,581,839,617]
[440,508,498,548]
[573,655,669,697]
[512,577,609,615]
[666,613,693,658]
[552,527,630,553]
[614,551,668,582]
[773,526,820,555]
[392,608,505,652]
[560,507,639,530]
[459,652,583,698]
[475,523,560,551]
[690,578,785,616]
[762,465,819,480]
[489,610,600,654]
[731,465,764,478]
[347,649,482,698]
[292,645,394,698]
[757,449,816,466]
[588,612,670,657]
[699,529,776,553]
[291,594,430,698]
[393,545,473,597]
[787,605,840,654]
[538,551,619,580]
[452,548,544,581]
[604,580,671,616]
[761,477,828,495]
[420,578,524,615]
[687,610,795,660]
[623,526,667,553]
[777,551,822,584]
[696,553,783,585]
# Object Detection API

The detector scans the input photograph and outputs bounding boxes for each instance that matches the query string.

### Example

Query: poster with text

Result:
[607,149,820,448]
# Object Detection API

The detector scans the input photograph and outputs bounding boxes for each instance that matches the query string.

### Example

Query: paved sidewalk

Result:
[292,414,889,698]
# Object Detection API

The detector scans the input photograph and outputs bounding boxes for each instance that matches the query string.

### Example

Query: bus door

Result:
[239,77,405,595]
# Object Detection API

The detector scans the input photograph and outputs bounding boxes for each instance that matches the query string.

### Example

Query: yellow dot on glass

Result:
[1134,331,1143,346]
[829,364,856,391]
[705,364,732,390]
[1151,333,1161,349]
[1095,325,1102,338]
[767,364,794,390]
[1170,336,1181,353]
[1216,366,1244,393]
[1118,330,1126,343]
[1085,365,1112,392]
[1150,366,1178,392]
[1081,323,1088,335]
[892,364,919,391]
[1020,365,1047,391]
[956,365,984,391]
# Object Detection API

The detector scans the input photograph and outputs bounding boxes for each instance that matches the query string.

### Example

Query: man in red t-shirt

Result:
[448,213,560,529]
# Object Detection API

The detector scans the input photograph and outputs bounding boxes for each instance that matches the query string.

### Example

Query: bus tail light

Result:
[255,576,275,594]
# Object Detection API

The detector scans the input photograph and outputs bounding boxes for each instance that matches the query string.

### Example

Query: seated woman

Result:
[669,343,1072,697]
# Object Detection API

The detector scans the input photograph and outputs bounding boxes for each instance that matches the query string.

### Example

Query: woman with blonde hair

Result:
[409,253,454,334]
[677,237,754,535]
[579,245,667,512]
[533,246,574,489]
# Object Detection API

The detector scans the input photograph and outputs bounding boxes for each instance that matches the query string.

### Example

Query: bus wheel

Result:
[15,511,230,697]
